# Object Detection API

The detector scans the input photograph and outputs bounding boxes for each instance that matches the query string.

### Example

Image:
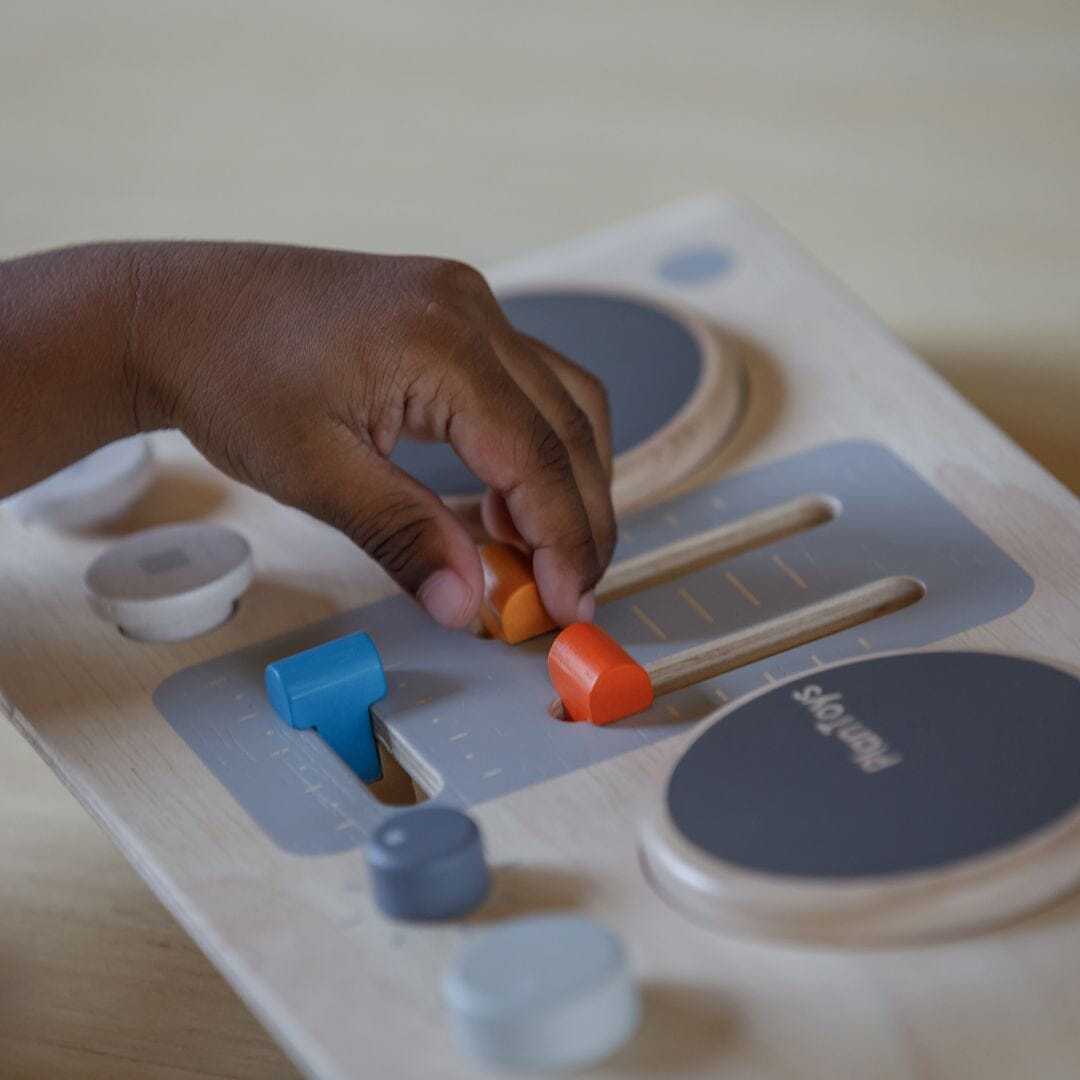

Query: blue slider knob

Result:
[264,631,387,783]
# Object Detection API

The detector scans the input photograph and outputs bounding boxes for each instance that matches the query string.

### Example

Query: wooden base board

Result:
[5,196,1080,1078]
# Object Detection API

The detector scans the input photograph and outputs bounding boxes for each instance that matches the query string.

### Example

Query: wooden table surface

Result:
[2,2,1078,1076]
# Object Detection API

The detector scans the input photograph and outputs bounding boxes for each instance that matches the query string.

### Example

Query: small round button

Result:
[85,523,253,642]
[443,914,639,1072]
[657,244,735,285]
[4,435,153,530]
[366,807,489,921]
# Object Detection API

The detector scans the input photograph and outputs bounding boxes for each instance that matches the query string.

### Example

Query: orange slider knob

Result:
[479,542,557,645]
[547,622,654,725]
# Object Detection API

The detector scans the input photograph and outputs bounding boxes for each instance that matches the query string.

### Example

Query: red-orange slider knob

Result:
[547,623,654,725]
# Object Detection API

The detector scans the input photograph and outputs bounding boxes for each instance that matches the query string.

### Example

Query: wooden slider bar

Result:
[547,575,925,723]
[480,494,837,644]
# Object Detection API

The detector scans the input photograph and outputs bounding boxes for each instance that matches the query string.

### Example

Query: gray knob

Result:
[366,807,489,921]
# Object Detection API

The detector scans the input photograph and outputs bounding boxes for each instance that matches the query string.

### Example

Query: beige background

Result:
[2,1,1078,1075]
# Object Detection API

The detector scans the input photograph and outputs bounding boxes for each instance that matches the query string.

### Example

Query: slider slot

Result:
[597,494,838,604]
[372,715,444,799]
[647,576,925,697]
[548,576,924,720]
[477,495,837,642]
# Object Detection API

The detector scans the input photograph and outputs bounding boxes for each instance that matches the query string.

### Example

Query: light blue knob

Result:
[367,806,490,920]
[443,913,639,1071]
[265,631,386,782]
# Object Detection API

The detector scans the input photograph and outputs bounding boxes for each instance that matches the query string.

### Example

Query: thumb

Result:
[285,423,483,629]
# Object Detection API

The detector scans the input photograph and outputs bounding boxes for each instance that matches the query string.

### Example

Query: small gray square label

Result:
[138,547,190,576]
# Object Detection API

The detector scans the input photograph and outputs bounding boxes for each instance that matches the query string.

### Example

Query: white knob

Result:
[85,523,253,642]
[4,435,152,529]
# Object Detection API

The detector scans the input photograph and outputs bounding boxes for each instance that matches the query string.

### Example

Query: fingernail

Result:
[576,590,596,623]
[418,569,472,628]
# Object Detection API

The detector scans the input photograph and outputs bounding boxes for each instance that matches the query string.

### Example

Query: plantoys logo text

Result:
[791,683,903,774]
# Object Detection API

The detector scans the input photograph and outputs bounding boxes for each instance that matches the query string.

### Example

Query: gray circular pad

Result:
[667,652,1080,878]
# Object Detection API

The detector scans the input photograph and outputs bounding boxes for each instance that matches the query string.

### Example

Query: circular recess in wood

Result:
[388,286,744,515]
[640,651,1080,944]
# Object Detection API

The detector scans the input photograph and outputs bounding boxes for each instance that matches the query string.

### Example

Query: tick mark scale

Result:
[548,576,925,724]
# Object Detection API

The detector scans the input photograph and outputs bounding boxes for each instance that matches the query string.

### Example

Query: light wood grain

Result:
[597,494,836,604]
[644,576,925,697]
[2,1,1079,1077]
[0,717,300,1080]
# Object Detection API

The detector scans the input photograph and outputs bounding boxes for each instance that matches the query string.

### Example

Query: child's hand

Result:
[117,243,615,629]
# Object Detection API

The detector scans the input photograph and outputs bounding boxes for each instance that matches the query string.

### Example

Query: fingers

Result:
[444,346,602,627]
[278,421,484,629]
[480,487,526,550]
[521,333,613,479]
[493,334,617,575]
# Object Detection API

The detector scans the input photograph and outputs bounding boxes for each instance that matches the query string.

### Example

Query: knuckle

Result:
[499,412,572,496]
[580,369,610,415]
[567,525,602,586]
[344,498,440,583]
[435,258,491,299]
[558,400,597,455]
[531,420,573,480]
[445,357,517,430]
[413,256,491,304]
[416,296,475,349]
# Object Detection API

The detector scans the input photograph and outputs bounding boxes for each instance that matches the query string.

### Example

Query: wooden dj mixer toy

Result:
[4,196,1080,1077]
